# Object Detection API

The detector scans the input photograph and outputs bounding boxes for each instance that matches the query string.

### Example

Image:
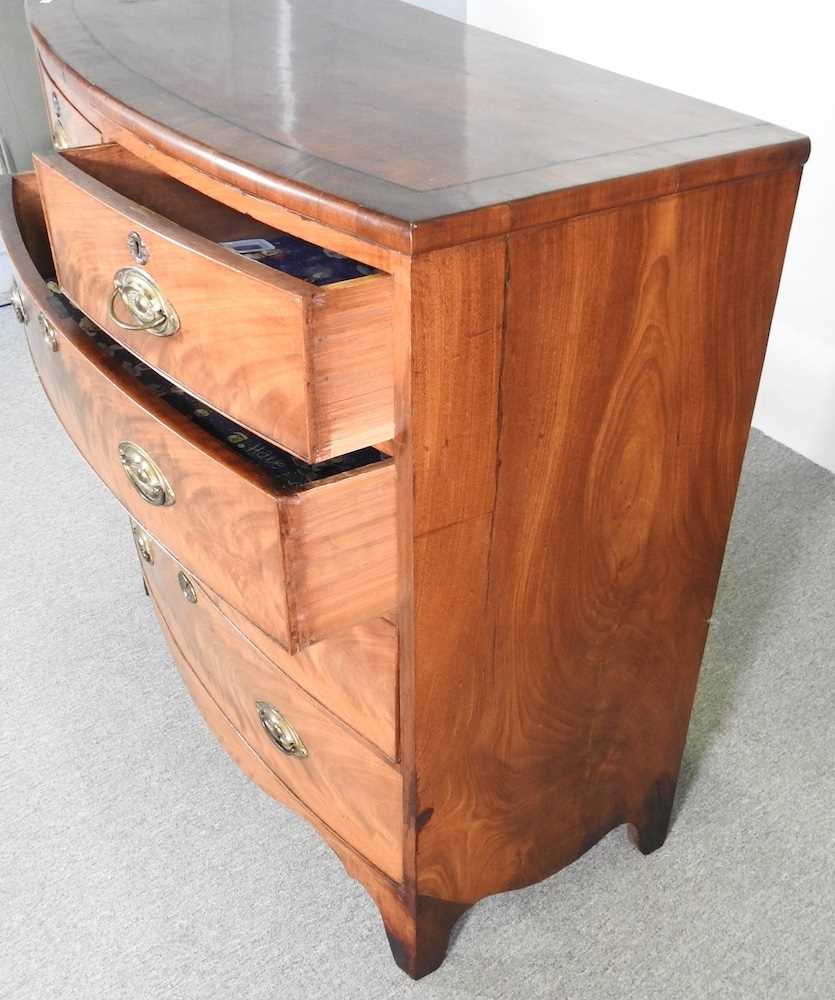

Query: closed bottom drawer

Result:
[194,580,399,760]
[1,172,397,653]
[139,530,404,882]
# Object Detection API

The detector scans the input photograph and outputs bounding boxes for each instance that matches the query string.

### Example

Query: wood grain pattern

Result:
[10,173,53,281]
[3,174,397,653]
[143,538,403,880]
[408,168,803,909]
[161,605,396,876]
[160,599,422,961]
[202,586,399,760]
[36,59,101,149]
[34,145,394,461]
[27,1,809,252]
[17,5,811,977]
[309,277,395,459]
[61,142,288,243]
[23,285,292,642]
[282,464,398,650]
[103,128,398,274]
[409,240,506,536]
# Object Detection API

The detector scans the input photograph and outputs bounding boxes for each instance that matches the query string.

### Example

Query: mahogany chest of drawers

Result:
[3,0,808,979]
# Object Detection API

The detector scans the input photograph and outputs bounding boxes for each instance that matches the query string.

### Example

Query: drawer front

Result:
[205,586,399,760]
[37,63,102,150]
[141,533,404,881]
[34,145,394,462]
[164,620,384,884]
[2,173,397,653]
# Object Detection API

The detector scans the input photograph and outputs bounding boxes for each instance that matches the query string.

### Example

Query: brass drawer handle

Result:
[131,521,154,564]
[10,281,26,325]
[177,570,197,604]
[256,701,309,759]
[108,267,180,337]
[39,313,59,352]
[51,121,69,150]
[118,441,176,507]
[50,93,69,150]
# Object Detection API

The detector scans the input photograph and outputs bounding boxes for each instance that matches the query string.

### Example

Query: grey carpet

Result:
[1,300,833,1000]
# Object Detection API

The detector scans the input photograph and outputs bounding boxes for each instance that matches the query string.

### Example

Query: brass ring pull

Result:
[108,267,180,337]
[256,701,309,759]
[118,441,176,507]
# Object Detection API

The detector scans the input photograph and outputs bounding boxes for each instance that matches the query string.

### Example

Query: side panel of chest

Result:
[408,168,803,902]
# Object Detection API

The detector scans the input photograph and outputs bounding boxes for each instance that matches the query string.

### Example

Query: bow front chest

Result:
[3,0,808,978]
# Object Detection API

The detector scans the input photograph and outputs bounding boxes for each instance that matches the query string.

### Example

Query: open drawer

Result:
[1,172,397,653]
[33,143,394,462]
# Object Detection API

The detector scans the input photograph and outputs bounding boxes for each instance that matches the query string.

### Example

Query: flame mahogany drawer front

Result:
[1,173,397,655]
[137,528,403,881]
[190,582,400,761]
[21,0,810,982]
[34,144,394,463]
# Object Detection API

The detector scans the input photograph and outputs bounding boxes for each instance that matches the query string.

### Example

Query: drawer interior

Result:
[72,312,388,488]
[59,144,381,286]
[11,171,386,491]
[11,173,54,282]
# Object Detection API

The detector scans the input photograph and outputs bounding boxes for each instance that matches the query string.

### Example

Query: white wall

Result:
[407,0,466,19]
[0,0,51,172]
[467,1,834,472]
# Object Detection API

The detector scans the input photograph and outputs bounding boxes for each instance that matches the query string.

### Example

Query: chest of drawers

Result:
[4,0,808,979]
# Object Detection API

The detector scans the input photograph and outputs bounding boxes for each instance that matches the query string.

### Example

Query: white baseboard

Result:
[753,324,835,473]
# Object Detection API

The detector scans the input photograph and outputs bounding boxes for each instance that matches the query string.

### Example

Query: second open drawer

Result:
[2,172,397,653]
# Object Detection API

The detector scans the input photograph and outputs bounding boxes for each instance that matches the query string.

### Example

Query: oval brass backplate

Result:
[255,701,309,759]
[118,441,176,507]
[109,267,180,337]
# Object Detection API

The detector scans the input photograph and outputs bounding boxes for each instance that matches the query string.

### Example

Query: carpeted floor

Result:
[1,301,833,1000]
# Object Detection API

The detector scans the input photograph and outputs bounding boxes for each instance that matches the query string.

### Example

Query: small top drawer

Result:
[1,172,397,653]
[33,144,394,462]
[36,62,102,150]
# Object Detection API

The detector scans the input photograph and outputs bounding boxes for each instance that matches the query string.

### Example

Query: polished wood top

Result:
[29,0,809,251]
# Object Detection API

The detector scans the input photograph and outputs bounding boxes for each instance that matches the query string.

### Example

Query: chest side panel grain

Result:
[410,168,802,903]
